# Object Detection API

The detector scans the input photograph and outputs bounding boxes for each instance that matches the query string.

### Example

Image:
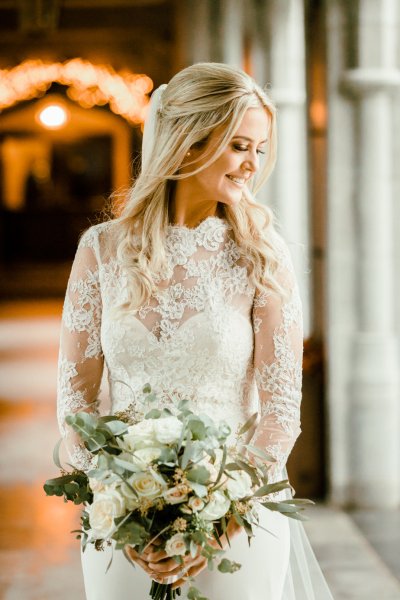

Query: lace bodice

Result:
[57,216,303,486]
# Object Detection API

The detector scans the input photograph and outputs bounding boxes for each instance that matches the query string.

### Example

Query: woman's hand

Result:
[124,517,243,589]
[125,541,206,588]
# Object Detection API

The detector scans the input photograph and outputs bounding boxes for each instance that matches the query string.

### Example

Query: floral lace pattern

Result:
[57,217,303,486]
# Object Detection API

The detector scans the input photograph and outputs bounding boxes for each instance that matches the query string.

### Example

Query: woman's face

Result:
[185,106,270,207]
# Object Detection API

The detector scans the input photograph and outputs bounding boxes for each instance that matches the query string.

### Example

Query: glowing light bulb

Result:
[38,104,67,128]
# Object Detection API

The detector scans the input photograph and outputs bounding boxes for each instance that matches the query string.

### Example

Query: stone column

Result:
[267,0,311,337]
[174,0,213,69]
[217,0,244,68]
[342,0,400,508]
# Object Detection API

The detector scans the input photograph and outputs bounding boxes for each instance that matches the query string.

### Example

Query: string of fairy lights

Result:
[0,58,153,125]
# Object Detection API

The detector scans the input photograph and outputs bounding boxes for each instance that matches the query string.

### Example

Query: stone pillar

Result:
[217,0,244,68]
[174,0,213,69]
[342,0,400,508]
[267,0,311,337]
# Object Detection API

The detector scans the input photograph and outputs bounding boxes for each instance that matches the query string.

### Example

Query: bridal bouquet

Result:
[44,385,313,600]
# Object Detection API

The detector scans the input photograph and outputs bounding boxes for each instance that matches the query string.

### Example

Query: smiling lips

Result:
[226,174,247,186]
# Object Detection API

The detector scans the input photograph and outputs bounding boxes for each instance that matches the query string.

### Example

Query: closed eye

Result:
[233,144,266,155]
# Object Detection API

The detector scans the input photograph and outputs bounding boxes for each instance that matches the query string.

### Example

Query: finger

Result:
[150,553,205,583]
[170,559,207,589]
[127,546,168,567]
[141,544,160,558]
[149,558,184,574]
[128,554,154,576]
[146,549,168,562]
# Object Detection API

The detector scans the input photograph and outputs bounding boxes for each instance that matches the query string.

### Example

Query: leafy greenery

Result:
[44,383,315,600]
[43,470,91,505]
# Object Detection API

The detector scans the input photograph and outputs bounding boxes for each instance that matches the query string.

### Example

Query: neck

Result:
[169,180,223,228]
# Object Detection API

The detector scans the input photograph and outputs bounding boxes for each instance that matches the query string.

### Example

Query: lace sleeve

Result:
[251,239,303,484]
[57,228,104,471]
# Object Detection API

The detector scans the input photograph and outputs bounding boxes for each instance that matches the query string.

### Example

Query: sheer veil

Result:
[141,85,334,600]
[280,467,334,599]
[141,83,167,171]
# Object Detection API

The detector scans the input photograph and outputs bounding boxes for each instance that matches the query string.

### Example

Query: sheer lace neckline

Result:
[166,215,228,232]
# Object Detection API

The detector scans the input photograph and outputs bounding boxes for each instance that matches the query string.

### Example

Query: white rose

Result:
[165,533,187,557]
[122,420,156,450]
[198,491,231,521]
[89,470,118,493]
[89,477,106,494]
[153,416,183,445]
[119,477,140,511]
[226,470,253,500]
[89,488,126,538]
[131,471,165,499]
[130,447,162,469]
[188,496,205,512]
[163,485,189,505]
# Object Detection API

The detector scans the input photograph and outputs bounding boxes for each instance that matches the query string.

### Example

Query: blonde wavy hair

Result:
[107,62,288,313]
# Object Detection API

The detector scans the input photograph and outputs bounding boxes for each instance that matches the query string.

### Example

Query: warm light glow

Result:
[38,104,67,128]
[0,59,153,124]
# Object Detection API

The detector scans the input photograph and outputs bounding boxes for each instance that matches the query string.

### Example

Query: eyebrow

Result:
[232,136,268,144]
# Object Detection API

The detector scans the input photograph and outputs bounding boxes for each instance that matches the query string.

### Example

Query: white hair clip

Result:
[156,84,167,115]
[142,83,168,170]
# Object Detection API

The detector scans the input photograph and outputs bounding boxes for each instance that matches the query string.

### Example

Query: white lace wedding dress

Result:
[57,215,334,600]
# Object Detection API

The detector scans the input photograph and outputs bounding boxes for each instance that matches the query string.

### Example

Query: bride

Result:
[57,62,334,599]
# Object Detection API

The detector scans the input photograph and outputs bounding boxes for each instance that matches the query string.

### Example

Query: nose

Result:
[242,149,259,174]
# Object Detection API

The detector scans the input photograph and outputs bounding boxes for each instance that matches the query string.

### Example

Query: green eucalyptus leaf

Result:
[52,438,64,470]
[244,444,277,463]
[158,447,177,465]
[145,409,161,419]
[104,420,129,435]
[231,459,259,487]
[178,399,191,412]
[86,438,104,452]
[237,413,258,436]
[282,498,315,506]
[253,480,291,497]
[112,457,142,473]
[187,586,208,600]
[217,558,241,574]
[186,466,210,485]
[261,501,300,513]
[180,434,193,470]
[213,444,227,487]
[188,418,207,440]
[233,512,245,527]
[284,511,310,522]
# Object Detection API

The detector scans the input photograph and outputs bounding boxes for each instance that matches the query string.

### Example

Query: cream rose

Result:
[153,416,183,444]
[165,533,187,557]
[130,447,162,469]
[122,420,156,451]
[119,477,140,511]
[226,470,253,500]
[89,477,106,494]
[188,496,205,512]
[89,488,126,538]
[131,471,165,499]
[163,485,189,505]
[199,491,231,521]
[89,470,116,493]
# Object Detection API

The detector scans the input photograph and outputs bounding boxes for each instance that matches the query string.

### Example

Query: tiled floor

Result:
[0,301,399,600]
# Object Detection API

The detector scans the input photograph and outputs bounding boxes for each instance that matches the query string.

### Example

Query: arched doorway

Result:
[0,59,152,297]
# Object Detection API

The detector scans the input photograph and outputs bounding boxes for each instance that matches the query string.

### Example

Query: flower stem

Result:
[149,582,178,600]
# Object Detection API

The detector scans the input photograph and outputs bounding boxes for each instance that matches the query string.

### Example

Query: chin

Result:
[220,194,243,207]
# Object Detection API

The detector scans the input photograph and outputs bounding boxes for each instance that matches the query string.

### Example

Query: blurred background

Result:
[0,0,399,598]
